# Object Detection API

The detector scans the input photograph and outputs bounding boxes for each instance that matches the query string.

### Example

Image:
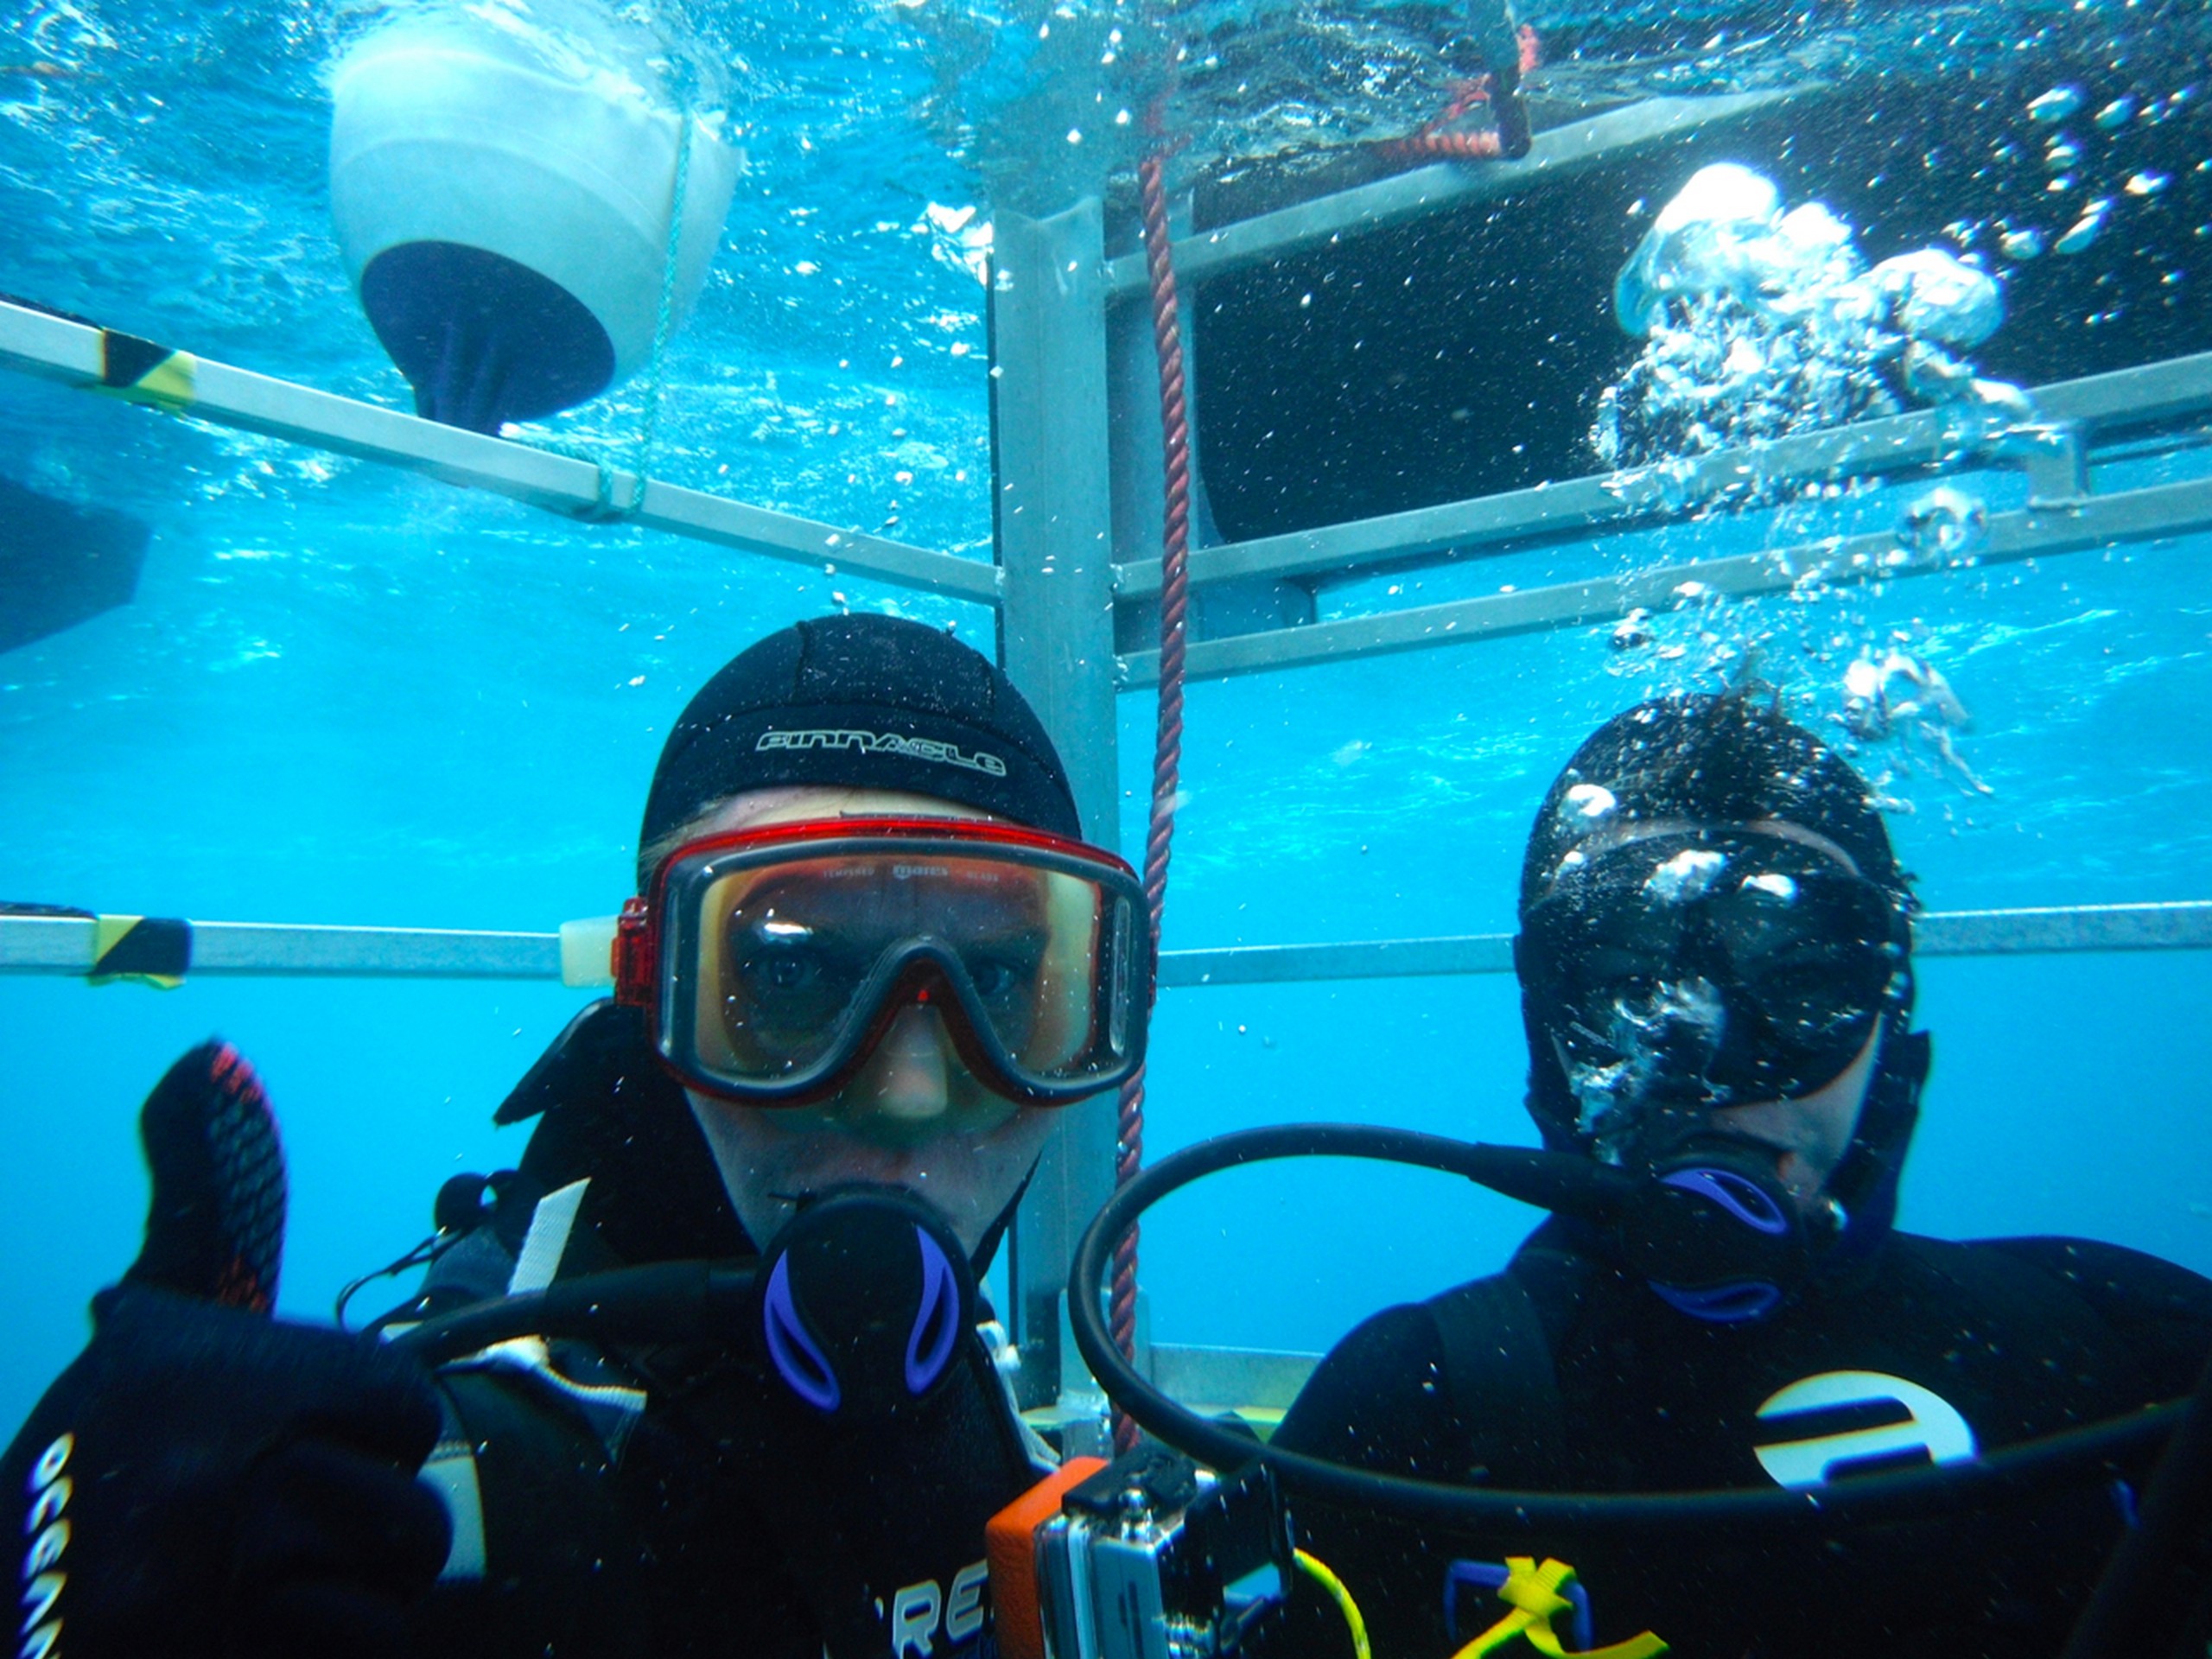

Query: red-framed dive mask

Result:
[616,817,1153,1106]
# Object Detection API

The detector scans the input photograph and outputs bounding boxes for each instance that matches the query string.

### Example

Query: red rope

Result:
[1383,125,1507,162]
[1110,149,1193,1454]
[1098,28,1530,1449]
[1380,26,1540,164]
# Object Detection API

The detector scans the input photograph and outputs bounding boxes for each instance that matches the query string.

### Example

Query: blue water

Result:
[2,0,2209,1428]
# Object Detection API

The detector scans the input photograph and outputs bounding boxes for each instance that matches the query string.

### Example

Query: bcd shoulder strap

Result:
[1423,1270,1568,1489]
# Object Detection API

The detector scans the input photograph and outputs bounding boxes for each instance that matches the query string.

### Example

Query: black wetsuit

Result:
[401,1001,1048,1659]
[1273,1218,2212,1659]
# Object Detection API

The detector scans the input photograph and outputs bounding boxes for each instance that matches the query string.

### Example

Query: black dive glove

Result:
[0,1041,451,1659]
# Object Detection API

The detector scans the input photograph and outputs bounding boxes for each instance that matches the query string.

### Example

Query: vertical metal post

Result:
[1106,194,1313,657]
[988,200,1122,1408]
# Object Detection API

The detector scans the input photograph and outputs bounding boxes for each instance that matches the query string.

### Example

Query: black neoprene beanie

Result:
[638,615,1081,867]
[1518,691,1906,915]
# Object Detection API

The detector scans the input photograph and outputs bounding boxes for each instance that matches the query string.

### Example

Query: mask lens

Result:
[658,828,1139,1101]
[705,861,881,1079]
[1706,874,1893,1094]
[1526,834,1903,1127]
[950,862,1103,1074]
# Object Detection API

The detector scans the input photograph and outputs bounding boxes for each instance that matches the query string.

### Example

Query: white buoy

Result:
[329,13,741,433]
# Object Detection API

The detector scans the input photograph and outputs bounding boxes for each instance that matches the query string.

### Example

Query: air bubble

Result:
[2027,86,2083,123]
[1560,783,1618,826]
[1898,486,1989,562]
[1644,849,1728,904]
[2055,200,2112,256]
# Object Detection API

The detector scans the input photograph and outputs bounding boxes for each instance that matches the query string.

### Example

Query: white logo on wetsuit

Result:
[1751,1370,1977,1488]
[890,1560,988,1659]
[20,1431,73,1659]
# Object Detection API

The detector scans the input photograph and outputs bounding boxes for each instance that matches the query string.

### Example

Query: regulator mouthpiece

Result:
[756,1185,975,1422]
[1611,1140,1842,1324]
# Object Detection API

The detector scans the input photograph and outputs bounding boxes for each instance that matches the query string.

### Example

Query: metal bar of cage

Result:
[0,916,563,980]
[1098,90,1811,298]
[0,299,1000,604]
[986,203,1131,1407]
[1116,471,2212,686]
[7,901,2206,983]
[1155,902,2212,988]
[1110,352,2212,603]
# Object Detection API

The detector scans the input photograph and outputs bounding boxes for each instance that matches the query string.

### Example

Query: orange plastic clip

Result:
[986,1455,1109,1659]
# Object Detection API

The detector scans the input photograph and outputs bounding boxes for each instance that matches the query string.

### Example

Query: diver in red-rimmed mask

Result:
[2,614,1148,1659]
[413,615,1149,1656]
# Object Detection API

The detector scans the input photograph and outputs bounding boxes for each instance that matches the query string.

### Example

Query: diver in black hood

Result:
[0,614,1153,1659]
[1273,692,2212,1659]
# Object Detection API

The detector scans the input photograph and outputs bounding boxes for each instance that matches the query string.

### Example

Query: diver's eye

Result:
[764,951,814,991]
[734,936,851,1004]
[970,958,1022,1001]
[963,930,1048,1006]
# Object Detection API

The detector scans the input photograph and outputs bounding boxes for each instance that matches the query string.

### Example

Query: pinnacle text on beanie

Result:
[639,616,1082,870]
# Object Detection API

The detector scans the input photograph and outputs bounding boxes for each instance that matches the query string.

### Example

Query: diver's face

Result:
[1541,817,1888,1213]
[677,785,1059,1254]
[1708,1021,1880,1208]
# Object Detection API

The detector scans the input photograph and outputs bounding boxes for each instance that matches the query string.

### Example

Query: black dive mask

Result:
[1519,829,1910,1164]
[755,1185,976,1423]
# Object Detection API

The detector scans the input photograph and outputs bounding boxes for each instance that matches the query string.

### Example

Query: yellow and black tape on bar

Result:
[99,329,198,412]
[89,914,193,989]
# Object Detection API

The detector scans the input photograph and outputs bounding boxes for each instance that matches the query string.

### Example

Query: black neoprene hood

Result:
[1518,691,1907,914]
[639,614,1082,864]
[1514,691,1923,1183]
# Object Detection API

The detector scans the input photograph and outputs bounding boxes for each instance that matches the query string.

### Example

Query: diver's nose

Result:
[850,1002,954,1130]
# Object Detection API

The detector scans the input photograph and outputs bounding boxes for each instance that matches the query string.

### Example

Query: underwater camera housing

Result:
[991,1444,1292,1659]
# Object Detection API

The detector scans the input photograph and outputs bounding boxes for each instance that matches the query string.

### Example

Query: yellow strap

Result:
[1449,1558,1667,1659]
[96,330,199,411]
[1294,1549,1371,1659]
[120,350,197,410]
[87,914,185,990]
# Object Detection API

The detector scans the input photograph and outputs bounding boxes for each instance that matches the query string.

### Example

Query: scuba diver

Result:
[0,613,1152,1659]
[1271,692,2212,1659]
